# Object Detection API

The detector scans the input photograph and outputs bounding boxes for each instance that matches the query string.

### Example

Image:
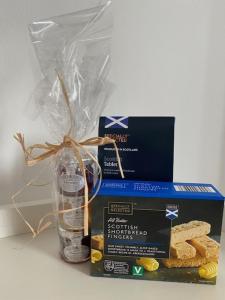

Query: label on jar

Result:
[59,173,85,193]
[59,228,82,243]
[64,245,89,262]
[58,229,89,262]
[63,197,84,228]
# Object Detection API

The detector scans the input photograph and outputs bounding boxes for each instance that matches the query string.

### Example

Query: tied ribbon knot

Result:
[13,133,124,237]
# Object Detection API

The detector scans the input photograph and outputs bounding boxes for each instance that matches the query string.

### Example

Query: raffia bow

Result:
[13,133,124,237]
[12,73,124,238]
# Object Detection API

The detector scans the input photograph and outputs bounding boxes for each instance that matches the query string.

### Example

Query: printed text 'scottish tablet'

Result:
[98,116,175,181]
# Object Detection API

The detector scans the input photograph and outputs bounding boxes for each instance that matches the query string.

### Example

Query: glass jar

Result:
[54,147,97,263]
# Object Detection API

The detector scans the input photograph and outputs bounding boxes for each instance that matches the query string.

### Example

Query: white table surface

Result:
[0,229,224,300]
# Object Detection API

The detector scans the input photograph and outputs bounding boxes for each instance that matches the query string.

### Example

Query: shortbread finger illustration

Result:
[163,254,218,268]
[171,221,211,244]
[91,234,104,250]
[188,235,220,258]
[198,262,218,279]
[170,242,196,259]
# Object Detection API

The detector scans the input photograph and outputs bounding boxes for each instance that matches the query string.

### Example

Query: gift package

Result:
[98,116,175,181]
[15,1,120,263]
[94,114,224,284]
[90,180,224,284]
[14,0,224,287]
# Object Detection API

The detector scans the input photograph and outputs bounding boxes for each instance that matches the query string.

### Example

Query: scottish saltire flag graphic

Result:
[166,205,178,220]
[104,116,128,129]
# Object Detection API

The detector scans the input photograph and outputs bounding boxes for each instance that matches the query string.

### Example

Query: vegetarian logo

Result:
[104,116,128,129]
[132,265,144,276]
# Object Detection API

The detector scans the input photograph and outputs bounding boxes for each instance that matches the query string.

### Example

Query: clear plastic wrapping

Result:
[29,0,112,141]
[29,1,113,263]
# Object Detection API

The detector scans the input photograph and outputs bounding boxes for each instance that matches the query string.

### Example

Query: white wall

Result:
[0,0,225,227]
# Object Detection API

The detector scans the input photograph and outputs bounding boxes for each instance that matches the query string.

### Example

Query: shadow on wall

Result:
[0,147,53,207]
[0,146,54,237]
[220,123,225,190]
[199,1,225,231]
[200,1,225,192]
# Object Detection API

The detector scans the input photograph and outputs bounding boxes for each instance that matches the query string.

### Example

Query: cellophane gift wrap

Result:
[29,1,113,263]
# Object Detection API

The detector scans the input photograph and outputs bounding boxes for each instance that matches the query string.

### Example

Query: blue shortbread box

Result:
[91,180,224,284]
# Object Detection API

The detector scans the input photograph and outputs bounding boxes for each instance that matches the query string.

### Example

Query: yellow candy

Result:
[199,262,218,279]
[91,249,103,263]
[136,257,159,271]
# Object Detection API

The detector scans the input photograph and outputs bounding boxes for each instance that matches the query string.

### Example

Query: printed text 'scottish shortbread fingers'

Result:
[170,242,196,259]
[91,234,104,250]
[163,254,218,268]
[188,235,220,258]
[171,221,211,244]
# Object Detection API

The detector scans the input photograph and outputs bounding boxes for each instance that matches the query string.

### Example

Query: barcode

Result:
[174,185,215,193]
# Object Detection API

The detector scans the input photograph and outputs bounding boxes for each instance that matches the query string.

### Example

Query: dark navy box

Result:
[98,116,175,181]
[91,180,224,284]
